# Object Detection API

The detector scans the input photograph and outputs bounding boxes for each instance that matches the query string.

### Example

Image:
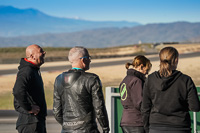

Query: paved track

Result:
[0,110,61,133]
[0,110,102,133]
[0,52,199,75]
[0,116,61,133]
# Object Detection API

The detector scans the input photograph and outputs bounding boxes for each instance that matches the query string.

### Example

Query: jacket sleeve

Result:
[91,76,110,133]
[13,71,32,112]
[187,77,200,112]
[14,97,30,114]
[141,78,151,133]
[53,75,63,125]
[130,79,143,111]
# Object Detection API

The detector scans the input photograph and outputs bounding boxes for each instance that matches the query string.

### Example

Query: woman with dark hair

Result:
[119,55,152,133]
[142,47,200,133]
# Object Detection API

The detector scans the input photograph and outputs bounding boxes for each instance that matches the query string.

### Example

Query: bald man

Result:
[53,46,110,133]
[13,44,47,133]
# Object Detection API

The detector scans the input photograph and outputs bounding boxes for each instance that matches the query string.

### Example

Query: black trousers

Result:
[17,121,46,133]
[121,126,145,133]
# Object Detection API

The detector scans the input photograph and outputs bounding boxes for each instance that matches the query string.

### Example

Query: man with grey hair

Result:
[53,46,110,133]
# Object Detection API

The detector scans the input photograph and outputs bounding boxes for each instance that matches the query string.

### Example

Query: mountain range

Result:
[0,6,140,37]
[0,6,200,48]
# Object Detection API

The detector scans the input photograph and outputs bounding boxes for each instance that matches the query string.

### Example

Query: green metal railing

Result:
[106,86,200,133]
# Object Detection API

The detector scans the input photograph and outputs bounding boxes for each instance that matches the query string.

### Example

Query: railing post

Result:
[194,112,197,133]
[105,87,113,133]
[105,87,120,133]
[194,91,200,133]
[193,91,200,133]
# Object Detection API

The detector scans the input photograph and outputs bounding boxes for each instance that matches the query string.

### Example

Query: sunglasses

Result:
[80,56,91,60]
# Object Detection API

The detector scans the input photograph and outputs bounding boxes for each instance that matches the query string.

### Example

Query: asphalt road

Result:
[0,110,102,133]
[0,110,61,133]
[0,116,62,133]
[0,52,199,75]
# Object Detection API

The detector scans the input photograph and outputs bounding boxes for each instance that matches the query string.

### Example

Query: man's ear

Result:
[82,58,87,63]
[29,54,35,60]
[80,58,85,65]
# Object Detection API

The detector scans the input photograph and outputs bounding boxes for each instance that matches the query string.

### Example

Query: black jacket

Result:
[53,69,110,133]
[13,58,47,128]
[142,70,200,132]
[119,69,146,127]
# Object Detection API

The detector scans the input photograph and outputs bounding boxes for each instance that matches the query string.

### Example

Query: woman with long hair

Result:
[142,47,200,133]
[119,55,152,133]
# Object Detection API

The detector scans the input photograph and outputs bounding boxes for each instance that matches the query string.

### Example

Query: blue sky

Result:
[0,0,200,24]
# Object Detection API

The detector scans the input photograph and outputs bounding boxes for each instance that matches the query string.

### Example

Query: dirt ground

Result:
[0,53,200,94]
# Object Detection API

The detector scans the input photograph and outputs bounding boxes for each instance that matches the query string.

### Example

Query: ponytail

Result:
[125,55,152,71]
[160,60,172,77]
[159,47,179,77]
[125,62,132,69]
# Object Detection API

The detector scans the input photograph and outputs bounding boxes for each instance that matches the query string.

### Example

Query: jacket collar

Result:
[127,69,146,81]
[24,58,37,66]
[18,58,39,70]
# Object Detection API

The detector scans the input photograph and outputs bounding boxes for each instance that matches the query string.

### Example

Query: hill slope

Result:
[0,22,200,48]
[0,6,140,37]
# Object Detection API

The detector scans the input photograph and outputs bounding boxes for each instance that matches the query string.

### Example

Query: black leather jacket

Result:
[53,69,110,133]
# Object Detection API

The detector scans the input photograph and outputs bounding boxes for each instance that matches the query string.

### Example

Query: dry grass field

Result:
[0,43,199,109]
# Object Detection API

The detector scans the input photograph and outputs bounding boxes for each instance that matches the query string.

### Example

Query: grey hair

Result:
[68,46,88,63]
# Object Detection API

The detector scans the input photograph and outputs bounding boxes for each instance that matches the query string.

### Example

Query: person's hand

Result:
[28,105,40,115]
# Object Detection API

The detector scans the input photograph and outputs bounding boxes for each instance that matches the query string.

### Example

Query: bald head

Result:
[25,44,46,67]
[26,44,41,58]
